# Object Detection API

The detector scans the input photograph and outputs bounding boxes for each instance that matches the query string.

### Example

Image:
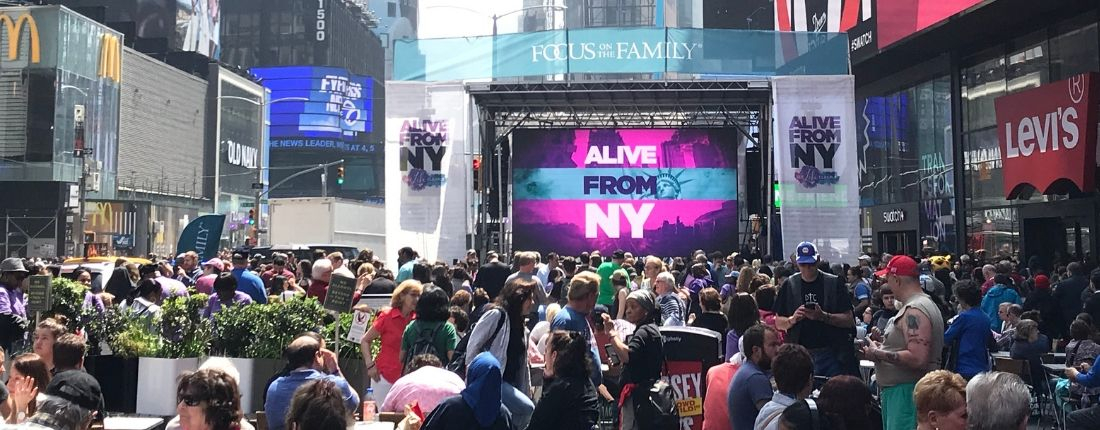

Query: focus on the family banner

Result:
[772,75,861,263]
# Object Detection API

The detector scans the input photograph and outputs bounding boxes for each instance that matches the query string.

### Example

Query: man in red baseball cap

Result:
[861,255,945,430]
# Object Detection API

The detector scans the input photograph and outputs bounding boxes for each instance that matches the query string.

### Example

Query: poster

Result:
[772,75,861,263]
[511,129,738,256]
[176,0,220,59]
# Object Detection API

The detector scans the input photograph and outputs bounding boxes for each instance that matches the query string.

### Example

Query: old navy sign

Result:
[995,72,1099,198]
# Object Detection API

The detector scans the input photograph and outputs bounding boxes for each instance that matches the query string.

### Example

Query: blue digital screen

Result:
[251,66,376,153]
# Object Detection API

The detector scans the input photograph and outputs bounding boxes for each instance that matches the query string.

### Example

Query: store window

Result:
[1050,14,1099,80]
[967,208,1019,260]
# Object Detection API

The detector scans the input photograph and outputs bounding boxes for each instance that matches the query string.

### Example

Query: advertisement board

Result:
[251,66,376,154]
[772,75,861,263]
[511,129,739,256]
[995,72,1099,198]
[176,0,220,58]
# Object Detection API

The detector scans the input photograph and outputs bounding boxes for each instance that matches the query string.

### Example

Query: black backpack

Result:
[446,309,506,378]
[403,322,446,372]
[634,329,680,430]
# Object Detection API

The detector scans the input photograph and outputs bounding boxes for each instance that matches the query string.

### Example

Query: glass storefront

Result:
[858,76,956,253]
[960,13,1099,257]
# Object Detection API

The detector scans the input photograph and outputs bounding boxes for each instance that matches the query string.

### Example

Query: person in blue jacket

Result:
[943,281,991,379]
[1064,352,1100,429]
[980,274,1021,332]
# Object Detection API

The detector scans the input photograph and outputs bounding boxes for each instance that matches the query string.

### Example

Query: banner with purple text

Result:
[772,76,861,263]
[511,129,739,257]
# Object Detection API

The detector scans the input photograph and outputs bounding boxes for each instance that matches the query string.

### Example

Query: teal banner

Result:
[176,215,226,261]
[394,28,849,81]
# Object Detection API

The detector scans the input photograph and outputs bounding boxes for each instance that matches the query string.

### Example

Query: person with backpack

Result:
[463,278,537,429]
[601,289,676,430]
[525,330,599,430]
[400,285,458,367]
[360,280,422,406]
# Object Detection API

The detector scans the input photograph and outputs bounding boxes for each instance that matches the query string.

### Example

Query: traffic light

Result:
[248,209,256,225]
[472,156,482,191]
[336,165,345,185]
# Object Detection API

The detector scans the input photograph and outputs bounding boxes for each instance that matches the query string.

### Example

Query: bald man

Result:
[264,333,359,430]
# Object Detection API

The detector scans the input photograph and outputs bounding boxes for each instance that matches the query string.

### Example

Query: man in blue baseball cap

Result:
[773,241,859,378]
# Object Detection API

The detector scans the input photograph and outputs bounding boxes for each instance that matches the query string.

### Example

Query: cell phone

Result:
[603,344,621,366]
[805,302,818,310]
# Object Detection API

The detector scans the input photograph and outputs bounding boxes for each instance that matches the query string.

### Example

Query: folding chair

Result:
[995,357,1054,428]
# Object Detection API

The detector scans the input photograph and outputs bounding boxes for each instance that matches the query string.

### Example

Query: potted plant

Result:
[85,306,142,413]
[133,294,211,416]
[210,297,327,414]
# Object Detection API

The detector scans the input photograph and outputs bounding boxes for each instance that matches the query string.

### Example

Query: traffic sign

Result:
[251,182,265,190]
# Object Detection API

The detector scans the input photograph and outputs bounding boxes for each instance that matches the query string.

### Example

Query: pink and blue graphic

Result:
[512,129,739,256]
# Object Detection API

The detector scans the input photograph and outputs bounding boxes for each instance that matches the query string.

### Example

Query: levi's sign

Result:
[995,73,1099,199]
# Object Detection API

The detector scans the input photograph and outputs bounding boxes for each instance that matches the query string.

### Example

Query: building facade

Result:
[847,0,1099,266]
[220,0,386,201]
[0,5,123,258]
[367,0,415,79]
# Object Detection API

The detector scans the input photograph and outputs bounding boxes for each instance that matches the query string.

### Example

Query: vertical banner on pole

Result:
[772,75,861,263]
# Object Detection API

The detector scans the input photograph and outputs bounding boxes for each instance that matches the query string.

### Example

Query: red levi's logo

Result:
[995,72,1100,199]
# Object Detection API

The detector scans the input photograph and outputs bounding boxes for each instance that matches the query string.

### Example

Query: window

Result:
[388,2,396,17]
[1050,15,1099,80]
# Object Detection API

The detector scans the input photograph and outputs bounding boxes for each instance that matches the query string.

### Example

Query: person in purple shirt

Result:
[194,259,224,295]
[0,257,30,353]
[204,273,254,318]
[138,264,188,304]
[73,269,105,316]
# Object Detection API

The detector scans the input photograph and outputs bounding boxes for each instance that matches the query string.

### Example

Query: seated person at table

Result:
[265,334,359,430]
[381,354,465,415]
[166,358,255,430]
[1064,352,1100,430]
[1009,319,1049,388]
[421,352,512,430]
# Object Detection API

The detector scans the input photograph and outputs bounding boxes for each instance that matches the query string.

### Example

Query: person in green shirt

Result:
[596,250,625,306]
[400,285,458,371]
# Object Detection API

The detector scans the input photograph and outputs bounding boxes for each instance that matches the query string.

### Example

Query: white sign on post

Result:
[346,309,371,342]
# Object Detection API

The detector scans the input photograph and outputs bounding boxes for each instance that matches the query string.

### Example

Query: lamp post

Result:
[217,95,309,246]
[61,85,90,257]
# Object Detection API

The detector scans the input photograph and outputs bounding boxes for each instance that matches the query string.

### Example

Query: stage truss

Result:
[468,79,773,257]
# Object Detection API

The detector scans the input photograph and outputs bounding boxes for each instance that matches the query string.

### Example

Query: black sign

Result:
[26,275,52,314]
[848,0,879,64]
[324,274,356,312]
[251,182,265,190]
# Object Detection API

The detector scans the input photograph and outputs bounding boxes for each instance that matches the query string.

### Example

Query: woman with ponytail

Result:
[526,331,599,430]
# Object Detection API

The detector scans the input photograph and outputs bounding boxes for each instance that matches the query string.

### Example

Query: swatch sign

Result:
[995,72,1099,198]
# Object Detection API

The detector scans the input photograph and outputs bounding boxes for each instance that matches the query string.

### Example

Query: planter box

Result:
[136,357,200,416]
[248,358,284,414]
[85,355,138,413]
[339,357,366,393]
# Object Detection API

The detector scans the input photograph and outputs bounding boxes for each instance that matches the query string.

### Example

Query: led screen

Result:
[511,129,739,256]
[251,66,376,154]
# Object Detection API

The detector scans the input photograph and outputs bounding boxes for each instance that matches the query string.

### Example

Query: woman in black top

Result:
[526,331,599,430]
[601,289,663,430]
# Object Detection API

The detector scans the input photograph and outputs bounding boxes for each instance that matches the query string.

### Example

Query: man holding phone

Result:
[774,241,858,378]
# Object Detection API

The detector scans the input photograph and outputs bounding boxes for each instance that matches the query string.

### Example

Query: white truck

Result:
[267,197,386,260]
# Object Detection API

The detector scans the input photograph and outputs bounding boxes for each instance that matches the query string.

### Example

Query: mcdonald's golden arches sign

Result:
[98,34,121,82]
[0,12,40,63]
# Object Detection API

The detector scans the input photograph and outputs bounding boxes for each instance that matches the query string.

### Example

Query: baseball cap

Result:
[139,264,159,277]
[875,255,919,278]
[46,370,104,412]
[795,242,818,265]
[858,255,872,261]
[1033,274,1051,290]
[612,249,626,260]
[231,253,247,262]
[0,258,28,273]
[202,259,225,272]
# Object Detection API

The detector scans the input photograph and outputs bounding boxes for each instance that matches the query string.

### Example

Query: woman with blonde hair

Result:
[735,266,756,294]
[360,280,423,403]
[913,370,967,430]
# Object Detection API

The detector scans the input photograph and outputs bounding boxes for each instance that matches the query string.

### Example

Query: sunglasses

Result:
[178,395,204,407]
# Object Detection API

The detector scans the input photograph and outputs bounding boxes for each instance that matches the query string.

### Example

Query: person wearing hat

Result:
[194,258,224,295]
[861,255,944,430]
[28,370,104,430]
[230,253,268,304]
[774,242,859,378]
[0,257,30,354]
[1023,274,1059,340]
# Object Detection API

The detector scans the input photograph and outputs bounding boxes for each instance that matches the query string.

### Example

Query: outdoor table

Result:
[351,422,395,430]
[103,416,164,430]
[859,359,875,384]
[991,351,1011,359]
[1043,363,1068,375]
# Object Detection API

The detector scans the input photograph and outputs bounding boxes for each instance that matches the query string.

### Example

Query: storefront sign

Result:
[883,209,906,223]
[0,12,40,63]
[996,72,1099,198]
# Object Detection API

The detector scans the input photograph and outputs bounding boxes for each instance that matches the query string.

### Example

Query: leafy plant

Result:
[48,277,96,332]
[108,312,160,359]
[86,306,128,356]
[158,294,212,358]
[211,297,327,359]
[210,302,262,358]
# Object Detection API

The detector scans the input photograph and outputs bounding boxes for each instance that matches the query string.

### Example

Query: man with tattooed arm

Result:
[862,255,944,430]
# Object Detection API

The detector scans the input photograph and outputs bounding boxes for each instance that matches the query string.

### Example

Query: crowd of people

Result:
[2,242,1100,430]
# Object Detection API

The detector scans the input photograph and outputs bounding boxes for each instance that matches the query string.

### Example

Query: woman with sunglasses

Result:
[526,330,599,430]
[176,368,247,430]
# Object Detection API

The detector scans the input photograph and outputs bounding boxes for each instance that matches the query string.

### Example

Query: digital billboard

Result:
[511,129,739,257]
[177,0,220,58]
[251,66,377,154]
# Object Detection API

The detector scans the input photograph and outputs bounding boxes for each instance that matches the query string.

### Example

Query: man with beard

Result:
[727,324,780,430]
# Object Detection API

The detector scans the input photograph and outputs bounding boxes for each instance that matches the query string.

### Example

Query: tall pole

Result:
[254,96,265,246]
[75,149,92,258]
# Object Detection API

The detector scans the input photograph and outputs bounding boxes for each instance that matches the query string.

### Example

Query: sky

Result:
[418,0,534,39]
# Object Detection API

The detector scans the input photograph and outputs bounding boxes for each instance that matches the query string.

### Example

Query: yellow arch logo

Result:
[98,34,121,82]
[0,13,40,63]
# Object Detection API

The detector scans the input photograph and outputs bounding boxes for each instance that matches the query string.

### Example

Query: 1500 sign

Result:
[315,0,327,41]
